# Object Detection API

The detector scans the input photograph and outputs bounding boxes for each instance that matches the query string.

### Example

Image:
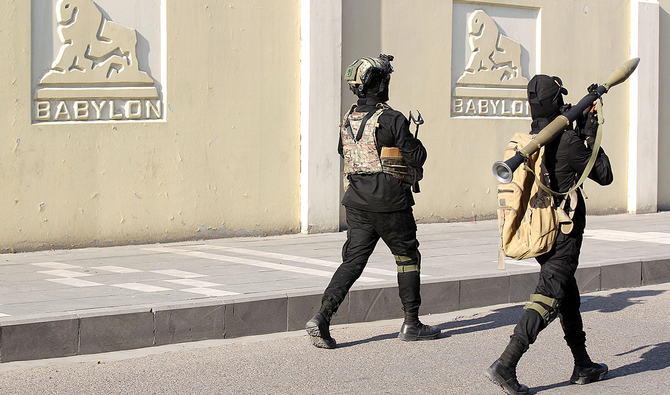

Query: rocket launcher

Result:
[492,58,640,184]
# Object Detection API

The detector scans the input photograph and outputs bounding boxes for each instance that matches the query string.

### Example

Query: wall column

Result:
[300,0,342,233]
[629,0,660,213]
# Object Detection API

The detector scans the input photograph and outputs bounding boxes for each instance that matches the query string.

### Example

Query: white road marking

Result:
[197,245,403,277]
[0,313,10,317]
[585,229,670,244]
[151,269,206,278]
[165,279,221,288]
[46,278,103,287]
[32,262,80,270]
[93,266,143,274]
[38,270,92,278]
[493,260,539,267]
[111,283,171,292]
[180,288,239,297]
[143,247,383,283]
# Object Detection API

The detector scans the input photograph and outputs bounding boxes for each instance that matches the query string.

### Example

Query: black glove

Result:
[582,111,598,149]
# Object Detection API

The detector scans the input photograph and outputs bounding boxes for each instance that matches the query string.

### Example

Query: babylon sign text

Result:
[452,98,529,117]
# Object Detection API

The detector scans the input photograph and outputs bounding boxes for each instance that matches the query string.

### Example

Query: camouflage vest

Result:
[341,103,421,188]
[341,103,387,177]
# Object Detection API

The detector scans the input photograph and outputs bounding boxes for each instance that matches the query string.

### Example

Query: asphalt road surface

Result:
[1,283,668,394]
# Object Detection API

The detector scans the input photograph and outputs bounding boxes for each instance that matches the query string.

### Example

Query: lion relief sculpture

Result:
[40,0,154,86]
[457,10,528,87]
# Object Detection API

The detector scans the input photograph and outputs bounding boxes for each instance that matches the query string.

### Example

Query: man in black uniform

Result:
[486,75,613,394]
[305,54,440,349]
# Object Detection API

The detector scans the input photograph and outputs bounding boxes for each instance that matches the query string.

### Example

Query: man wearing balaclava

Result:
[486,75,614,395]
[305,55,440,349]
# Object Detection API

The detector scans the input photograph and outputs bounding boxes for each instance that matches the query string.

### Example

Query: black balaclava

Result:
[527,75,568,122]
[360,74,390,102]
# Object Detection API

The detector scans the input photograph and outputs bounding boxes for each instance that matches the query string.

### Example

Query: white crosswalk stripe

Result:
[180,288,239,297]
[32,262,80,270]
[112,283,171,292]
[151,269,206,278]
[47,278,103,287]
[165,279,222,288]
[493,260,538,267]
[197,245,402,277]
[38,269,92,278]
[93,266,143,274]
[585,229,670,244]
[143,246,384,283]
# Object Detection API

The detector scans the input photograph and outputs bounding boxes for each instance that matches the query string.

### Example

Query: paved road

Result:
[1,283,667,394]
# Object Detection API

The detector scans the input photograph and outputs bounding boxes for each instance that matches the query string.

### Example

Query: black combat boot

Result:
[567,342,608,384]
[569,362,608,385]
[305,313,336,349]
[398,321,441,341]
[396,270,440,341]
[485,360,529,395]
[486,336,529,395]
[305,298,338,349]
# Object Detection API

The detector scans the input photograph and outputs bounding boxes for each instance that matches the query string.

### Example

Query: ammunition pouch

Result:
[380,147,423,185]
[524,293,560,326]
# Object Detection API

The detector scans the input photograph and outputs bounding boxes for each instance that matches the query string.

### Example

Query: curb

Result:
[1,257,669,363]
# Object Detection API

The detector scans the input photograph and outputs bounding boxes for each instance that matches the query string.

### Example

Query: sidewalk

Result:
[1,212,670,363]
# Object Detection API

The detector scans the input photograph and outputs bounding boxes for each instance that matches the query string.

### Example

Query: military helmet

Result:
[345,54,394,93]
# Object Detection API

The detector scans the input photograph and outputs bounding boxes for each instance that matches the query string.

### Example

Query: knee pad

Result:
[395,251,421,273]
[524,294,560,326]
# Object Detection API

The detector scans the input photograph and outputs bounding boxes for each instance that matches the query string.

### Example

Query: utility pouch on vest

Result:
[380,147,423,185]
[341,103,422,189]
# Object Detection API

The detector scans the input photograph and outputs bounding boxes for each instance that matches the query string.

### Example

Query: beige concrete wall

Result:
[342,0,634,223]
[1,0,664,252]
[658,0,670,210]
[1,1,300,252]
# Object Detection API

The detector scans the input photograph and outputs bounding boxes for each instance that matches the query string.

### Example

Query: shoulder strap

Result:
[342,104,357,140]
[341,103,357,123]
[355,108,382,142]
[528,99,604,197]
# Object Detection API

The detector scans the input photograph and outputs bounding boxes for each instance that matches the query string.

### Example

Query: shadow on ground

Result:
[322,288,667,366]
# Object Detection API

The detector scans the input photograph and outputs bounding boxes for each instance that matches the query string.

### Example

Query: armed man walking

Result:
[486,75,614,395]
[305,54,440,349]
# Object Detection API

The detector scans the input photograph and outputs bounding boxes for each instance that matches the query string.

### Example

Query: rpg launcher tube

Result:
[492,57,640,184]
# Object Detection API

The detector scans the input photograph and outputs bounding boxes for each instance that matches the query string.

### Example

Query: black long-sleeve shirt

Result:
[338,97,427,212]
[534,118,613,234]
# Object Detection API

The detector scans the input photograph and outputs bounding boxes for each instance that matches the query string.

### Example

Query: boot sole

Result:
[484,367,529,395]
[570,369,608,385]
[305,324,336,349]
[397,332,440,341]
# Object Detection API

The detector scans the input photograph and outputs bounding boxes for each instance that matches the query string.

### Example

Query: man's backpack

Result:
[497,132,563,260]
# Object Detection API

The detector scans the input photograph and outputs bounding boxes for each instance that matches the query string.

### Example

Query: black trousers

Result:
[506,230,590,365]
[321,206,421,317]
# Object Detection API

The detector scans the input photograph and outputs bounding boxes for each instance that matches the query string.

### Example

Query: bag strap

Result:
[526,99,604,197]
[345,103,387,142]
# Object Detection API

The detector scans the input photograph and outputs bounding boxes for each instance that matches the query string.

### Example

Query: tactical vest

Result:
[340,103,420,188]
